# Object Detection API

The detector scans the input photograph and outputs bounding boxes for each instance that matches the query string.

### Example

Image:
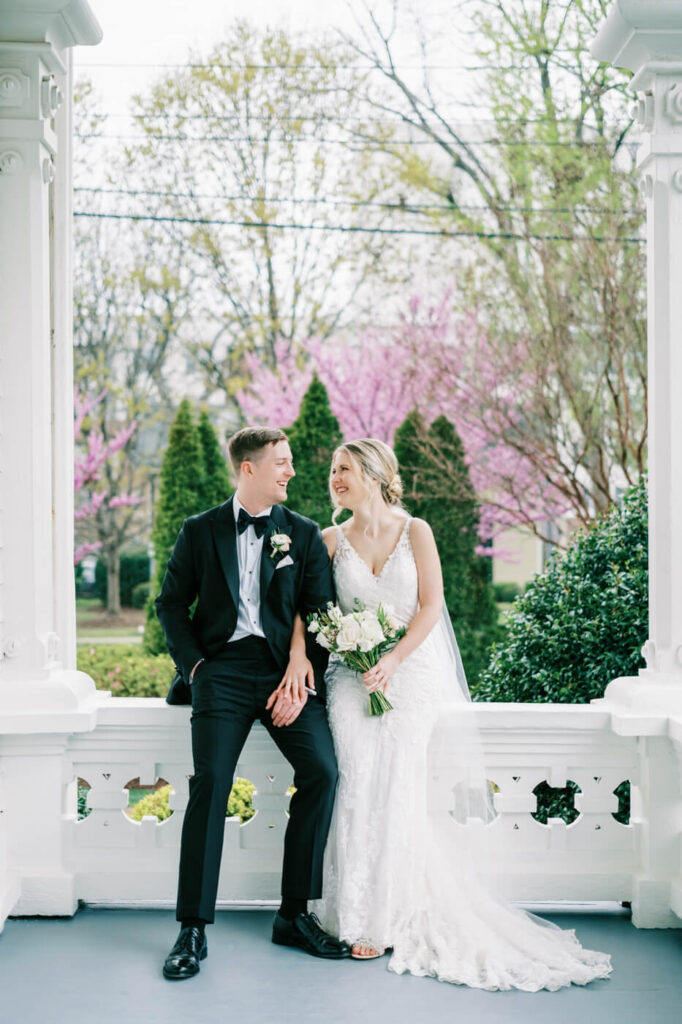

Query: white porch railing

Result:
[65,700,640,907]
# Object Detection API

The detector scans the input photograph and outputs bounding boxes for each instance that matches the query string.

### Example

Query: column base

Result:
[632,878,682,929]
[9,870,78,919]
[0,679,107,924]
[0,871,21,933]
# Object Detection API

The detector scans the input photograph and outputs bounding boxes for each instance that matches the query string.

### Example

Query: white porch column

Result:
[592,0,682,927]
[0,1,101,701]
[0,0,102,926]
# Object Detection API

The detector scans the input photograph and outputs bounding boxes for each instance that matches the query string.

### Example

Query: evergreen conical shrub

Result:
[285,374,342,528]
[394,410,499,686]
[144,399,206,655]
[198,409,232,509]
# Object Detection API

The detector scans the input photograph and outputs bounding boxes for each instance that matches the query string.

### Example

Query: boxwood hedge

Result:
[474,478,647,703]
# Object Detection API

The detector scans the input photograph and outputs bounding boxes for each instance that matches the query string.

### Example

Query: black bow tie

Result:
[237,508,271,538]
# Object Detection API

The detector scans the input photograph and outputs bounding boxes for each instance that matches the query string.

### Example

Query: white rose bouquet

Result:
[307,600,406,716]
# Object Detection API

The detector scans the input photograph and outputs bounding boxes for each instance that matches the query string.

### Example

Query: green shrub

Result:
[77,644,175,697]
[475,478,647,703]
[130,784,174,822]
[94,559,107,605]
[531,779,630,825]
[198,409,231,508]
[285,374,342,529]
[394,410,501,686]
[493,582,522,604]
[120,551,151,606]
[93,550,150,607]
[145,399,207,655]
[77,783,91,819]
[226,777,257,823]
[532,781,580,824]
[131,581,150,609]
[129,778,256,823]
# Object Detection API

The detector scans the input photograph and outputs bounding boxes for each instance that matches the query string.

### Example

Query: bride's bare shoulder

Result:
[321,525,338,560]
[407,516,433,538]
[407,517,436,550]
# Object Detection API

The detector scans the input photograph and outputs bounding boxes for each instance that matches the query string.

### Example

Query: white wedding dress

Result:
[312,520,612,991]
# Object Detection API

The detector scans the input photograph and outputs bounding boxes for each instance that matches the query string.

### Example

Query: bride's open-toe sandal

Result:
[351,939,383,960]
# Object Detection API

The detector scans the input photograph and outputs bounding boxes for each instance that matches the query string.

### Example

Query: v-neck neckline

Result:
[338,518,410,580]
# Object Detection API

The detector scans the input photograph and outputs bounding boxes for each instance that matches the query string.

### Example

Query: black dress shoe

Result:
[163,926,208,980]
[272,911,351,959]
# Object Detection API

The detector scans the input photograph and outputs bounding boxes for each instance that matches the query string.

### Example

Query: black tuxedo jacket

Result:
[155,497,334,699]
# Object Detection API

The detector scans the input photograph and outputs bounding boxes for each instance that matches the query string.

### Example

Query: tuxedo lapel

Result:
[211,496,240,614]
[260,504,288,599]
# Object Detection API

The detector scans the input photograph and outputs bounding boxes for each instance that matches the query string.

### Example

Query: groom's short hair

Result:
[227,426,288,473]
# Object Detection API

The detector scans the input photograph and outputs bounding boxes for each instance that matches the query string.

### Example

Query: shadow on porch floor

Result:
[1,907,681,1024]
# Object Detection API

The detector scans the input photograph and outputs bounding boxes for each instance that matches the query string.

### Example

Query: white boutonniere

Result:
[270,532,292,559]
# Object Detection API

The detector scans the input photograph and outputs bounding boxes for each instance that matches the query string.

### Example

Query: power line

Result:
[93,111,627,128]
[73,209,643,243]
[75,131,623,150]
[76,61,525,72]
[74,185,639,218]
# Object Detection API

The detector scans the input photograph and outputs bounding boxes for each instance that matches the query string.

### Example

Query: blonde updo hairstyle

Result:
[330,438,405,525]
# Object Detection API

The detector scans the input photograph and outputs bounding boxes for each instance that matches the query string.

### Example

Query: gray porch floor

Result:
[1,908,681,1024]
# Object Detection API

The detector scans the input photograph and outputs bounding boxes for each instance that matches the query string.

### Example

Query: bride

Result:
[309,437,612,992]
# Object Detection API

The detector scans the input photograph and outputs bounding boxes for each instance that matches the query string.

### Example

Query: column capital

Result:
[0,2,102,52]
[592,2,682,82]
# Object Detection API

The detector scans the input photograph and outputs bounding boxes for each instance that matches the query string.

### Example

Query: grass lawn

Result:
[77,597,145,640]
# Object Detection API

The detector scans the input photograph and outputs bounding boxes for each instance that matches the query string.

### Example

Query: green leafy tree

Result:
[144,400,206,654]
[350,0,646,526]
[285,375,342,528]
[394,411,499,686]
[73,84,195,609]
[475,477,647,703]
[121,23,398,406]
[198,410,232,509]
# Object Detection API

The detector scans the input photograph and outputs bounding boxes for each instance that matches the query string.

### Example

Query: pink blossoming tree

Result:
[74,389,144,613]
[235,291,569,547]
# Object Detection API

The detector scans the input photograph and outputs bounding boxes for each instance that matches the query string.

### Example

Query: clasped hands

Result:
[266,648,315,727]
[361,650,400,694]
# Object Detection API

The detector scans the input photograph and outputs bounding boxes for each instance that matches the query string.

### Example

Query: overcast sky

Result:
[77,0,474,116]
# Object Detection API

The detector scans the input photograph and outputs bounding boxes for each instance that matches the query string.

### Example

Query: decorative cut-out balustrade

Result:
[65,700,638,906]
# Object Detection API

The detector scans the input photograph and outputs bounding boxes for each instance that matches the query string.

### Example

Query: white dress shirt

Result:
[229,495,272,642]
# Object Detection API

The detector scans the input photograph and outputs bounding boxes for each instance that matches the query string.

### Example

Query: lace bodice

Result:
[333,518,418,627]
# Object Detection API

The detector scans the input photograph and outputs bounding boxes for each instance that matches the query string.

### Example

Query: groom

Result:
[156,426,349,980]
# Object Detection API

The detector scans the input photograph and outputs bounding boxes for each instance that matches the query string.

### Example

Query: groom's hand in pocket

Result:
[266,650,315,727]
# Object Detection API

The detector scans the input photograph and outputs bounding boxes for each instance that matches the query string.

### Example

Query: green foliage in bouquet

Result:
[285,374,342,528]
[307,600,405,716]
[77,643,176,697]
[474,478,647,703]
[394,410,500,687]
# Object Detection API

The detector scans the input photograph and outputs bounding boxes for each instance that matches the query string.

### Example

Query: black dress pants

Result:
[176,635,338,923]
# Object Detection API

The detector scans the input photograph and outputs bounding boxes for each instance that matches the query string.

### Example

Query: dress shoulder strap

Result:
[334,525,350,557]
